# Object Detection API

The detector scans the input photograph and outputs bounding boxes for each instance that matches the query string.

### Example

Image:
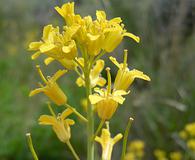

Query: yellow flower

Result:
[124,152,135,160]
[128,140,145,158]
[29,65,67,106]
[39,108,75,143]
[179,130,188,140]
[55,2,75,25]
[44,57,76,70]
[29,24,79,60]
[185,122,195,137]
[154,149,168,160]
[187,139,195,151]
[95,122,123,160]
[170,151,183,160]
[76,58,106,88]
[89,68,129,120]
[110,49,151,91]
[95,11,140,53]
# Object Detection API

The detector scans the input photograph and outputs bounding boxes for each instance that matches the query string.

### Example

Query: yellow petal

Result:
[51,70,67,82]
[91,59,104,78]
[123,32,140,43]
[96,10,106,21]
[130,69,151,81]
[40,43,56,53]
[64,24,80,38]
[96,77,106,87]
[109,56,122,69]
[76,77,85,87]
[94,88,105,96]
[61,108,73,119]
[112,95,125,104]
[55,6,65,18]
[62,46,71,53]
[110,17,122,24]
[29,42,43,50]
[65,119,75,125]
[42,25,53,41]
[113,90,130,96]
[89,95,104,104]
[31,51,41,60]
[44,57,55,65]
[29,88,44,97]
[38,115,56,125]
[87,33,100,41]
[76,57,84,68]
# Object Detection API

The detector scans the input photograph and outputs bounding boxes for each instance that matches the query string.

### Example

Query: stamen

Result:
[36,65,48,84]
[123,49,128,69]
[106,67,111,95]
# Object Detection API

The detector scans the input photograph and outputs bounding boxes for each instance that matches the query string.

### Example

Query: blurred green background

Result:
[0,0,194,159]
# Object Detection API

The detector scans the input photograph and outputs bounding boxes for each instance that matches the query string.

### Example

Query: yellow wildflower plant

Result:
[29,65,67,106]
[39,108,74,143]
[76,58,106,88]
[110,49,151,91]
[29,24,79,61]
[89,68,129,120]
[27,2,150,160]
[170,151,183,160]
[95,122,123,160]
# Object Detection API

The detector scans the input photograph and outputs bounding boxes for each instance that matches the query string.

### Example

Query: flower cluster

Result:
[154,149,183,160]
[124,140,145,160]
[27,2,150,160]
[179,122,195,153]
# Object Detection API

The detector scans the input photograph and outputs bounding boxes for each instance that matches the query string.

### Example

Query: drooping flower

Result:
[95,11,140,53]
[29,24,79,61]
[76,58,106,88]
[110,49,151,91]
[89,68,129,120]
[29,65,67,106]
[39,108,75,143]
[95,122,123,160]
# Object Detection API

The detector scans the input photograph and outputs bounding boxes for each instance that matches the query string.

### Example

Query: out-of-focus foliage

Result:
[0,0,194,159]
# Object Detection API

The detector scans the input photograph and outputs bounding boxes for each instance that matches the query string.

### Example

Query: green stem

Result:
[64,104,88,123]
[66,141,80,160]
[121,117,134,160]
[92,120,105,140]
[26,133,39,160]
[85,64,94,160]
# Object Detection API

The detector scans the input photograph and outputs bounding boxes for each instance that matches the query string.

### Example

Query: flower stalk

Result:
[121,117,134,160]
[66,141,80,160]
[84,63,95,160]
[26,133,39,160]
